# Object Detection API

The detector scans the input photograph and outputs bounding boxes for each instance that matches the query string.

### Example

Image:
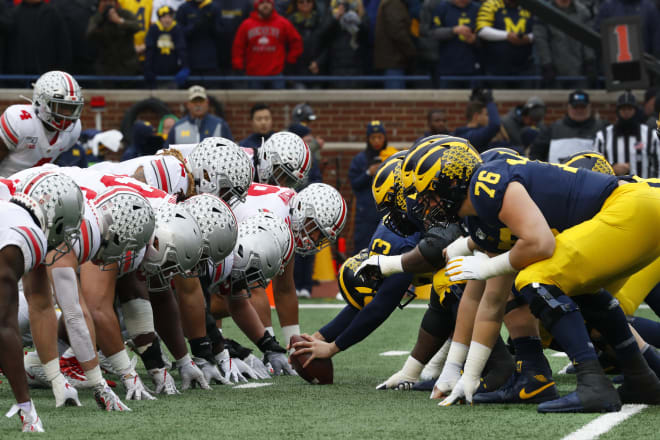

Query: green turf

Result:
[1,299,658,439]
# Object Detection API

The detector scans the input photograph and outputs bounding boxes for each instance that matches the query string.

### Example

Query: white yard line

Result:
[298,303,427,309]
[561,404,647,440]
[379,351,410,357]
[232,382,273,389]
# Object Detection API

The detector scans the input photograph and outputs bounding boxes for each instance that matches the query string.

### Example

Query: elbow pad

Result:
[418,223,463,269]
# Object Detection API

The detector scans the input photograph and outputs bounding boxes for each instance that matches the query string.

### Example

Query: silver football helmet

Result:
[257,131,311,189]
[186,137,253,206]
[240,210,293,275]
[11,171,85,264]
[289,183,347,256]
[94,188,156,269]
[180,194,238,271]
[32,71,84,132]
[230,219,283,295]
[143,203,203,290]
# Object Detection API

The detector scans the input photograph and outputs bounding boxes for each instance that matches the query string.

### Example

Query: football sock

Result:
[512,336,551,375]
[630,316,660,347]
[549,312,598,365]
[642,344,660,379]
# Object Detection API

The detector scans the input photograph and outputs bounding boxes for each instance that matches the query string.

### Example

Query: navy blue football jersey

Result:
[368,220,422,256]
[468,157,619,233]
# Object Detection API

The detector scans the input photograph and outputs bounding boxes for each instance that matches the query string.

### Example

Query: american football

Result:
[289,335,334,384]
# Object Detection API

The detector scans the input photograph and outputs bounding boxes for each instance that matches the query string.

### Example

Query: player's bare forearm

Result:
[472,274,515,349]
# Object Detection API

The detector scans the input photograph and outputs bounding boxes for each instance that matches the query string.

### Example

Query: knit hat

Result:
[366,120,386,136]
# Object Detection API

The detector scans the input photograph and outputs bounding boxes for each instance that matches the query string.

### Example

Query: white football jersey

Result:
[207,253,235,293]
[160,144,196,159]
[0,105,81,177]
[90,155,190,196]
[0,200,47,273]
[0,178,15,200]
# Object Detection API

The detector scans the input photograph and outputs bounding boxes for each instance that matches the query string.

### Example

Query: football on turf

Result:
[289,335,334,385]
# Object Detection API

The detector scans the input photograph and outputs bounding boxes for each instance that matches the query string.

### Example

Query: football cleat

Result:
[537,360,621,413]
[93,381,132,412]
[148,368,180,395]
[617,371,660,405]
[6,401,44,432]
[23,352,50,388]
[473,371,559,404]
[52,375,82,407]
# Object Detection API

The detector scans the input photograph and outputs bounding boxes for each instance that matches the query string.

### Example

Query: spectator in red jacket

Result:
[232,0,304,89]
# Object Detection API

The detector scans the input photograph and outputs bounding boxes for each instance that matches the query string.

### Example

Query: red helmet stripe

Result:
[23,172,53,195]
[300,141,311,174]
[62,72,75,98]
[123,251,133,274]
[332,198,347,232]
[155,159,169,193]
[80,221,91,263]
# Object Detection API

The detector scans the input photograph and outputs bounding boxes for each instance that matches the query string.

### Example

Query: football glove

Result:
[177,356,212,390]
[122,370,156,401]
[93,380,132,411]
[215,349,248,384]
[438,374,466,406]
[420,340,450,381]
[263,351,297,376]
[148,368,180,395]
[446,251,515,282]
[243,354,271,379]
[6,401,45,432]
[52,374,82,408]
[355,255,403,281]
[430,360,462,399]
[192,357,230,385]
[377,356,424,390]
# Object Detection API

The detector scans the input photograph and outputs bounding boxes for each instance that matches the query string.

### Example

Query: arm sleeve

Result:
[477,26,508,41]
[318,305,360,342]
[475,0,496,32]
[334,272,414,351]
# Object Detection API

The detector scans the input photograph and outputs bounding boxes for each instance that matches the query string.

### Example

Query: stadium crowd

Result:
[3,0,660,89]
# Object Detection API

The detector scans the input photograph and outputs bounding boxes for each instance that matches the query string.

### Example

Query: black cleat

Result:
[474,371,559,404]
[617,372,660,405]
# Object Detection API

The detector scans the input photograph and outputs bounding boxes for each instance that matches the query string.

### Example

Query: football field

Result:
[2,300,659,439]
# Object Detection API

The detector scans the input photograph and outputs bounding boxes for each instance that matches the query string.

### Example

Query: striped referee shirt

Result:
[594,123,659,178]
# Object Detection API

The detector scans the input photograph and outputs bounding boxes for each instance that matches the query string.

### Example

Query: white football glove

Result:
[6,401,45,432]
[122,370,156,401]
[243,354,271,379]
[93,380,131,411]
[52,375,82,408]
[192,357,229,385]
[355,255,403,279]
[177,356,212,390]
[430,361,462,399]
[438,374,466,406]
[376,356,424,390]
[215,349,248,384]
[264,351,297,376]
[148,368,180,395]
[445,252,491,282]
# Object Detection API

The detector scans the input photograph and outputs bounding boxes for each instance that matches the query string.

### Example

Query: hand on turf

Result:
[376,369,418,390]
[264,351,297,376]
[243,354,271,379]
[52,375,82,407]
[93,380,132,411]
[148,368,180,395]
[430,361,462,399]
[216,349,248,384]
[179,359,212,390]
[438,374,466,406]
[445,252,490,282]
[122,370,156,401]
[290,333,339,368]
[193,357,230,385]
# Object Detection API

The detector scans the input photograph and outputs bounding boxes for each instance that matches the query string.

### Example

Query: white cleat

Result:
[6,401,44,432]
[23,352,50,389]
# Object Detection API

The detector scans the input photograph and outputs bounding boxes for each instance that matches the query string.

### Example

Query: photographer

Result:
[453,88,501,152]
[348,120,397,254]
[86,0,141,76]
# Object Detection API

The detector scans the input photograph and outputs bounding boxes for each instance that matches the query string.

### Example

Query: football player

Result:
[0,71,83,176]
[360,143,660,413]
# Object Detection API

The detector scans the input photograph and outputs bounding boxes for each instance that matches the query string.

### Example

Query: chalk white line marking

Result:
[552,352,569,357]
[561,404,647,440]
[639,304,650,310]
[298,303,427,309]
[233,382,273,389]
[380,351,410,357]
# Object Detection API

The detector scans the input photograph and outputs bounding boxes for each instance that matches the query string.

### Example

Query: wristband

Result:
[463,341,492,381]
[446,341,469,366]
[445,237,472,260]
[379,255,404,276]
[402,355,424,378]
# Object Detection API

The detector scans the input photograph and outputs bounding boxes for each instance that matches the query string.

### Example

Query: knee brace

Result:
[520,283,579,332]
